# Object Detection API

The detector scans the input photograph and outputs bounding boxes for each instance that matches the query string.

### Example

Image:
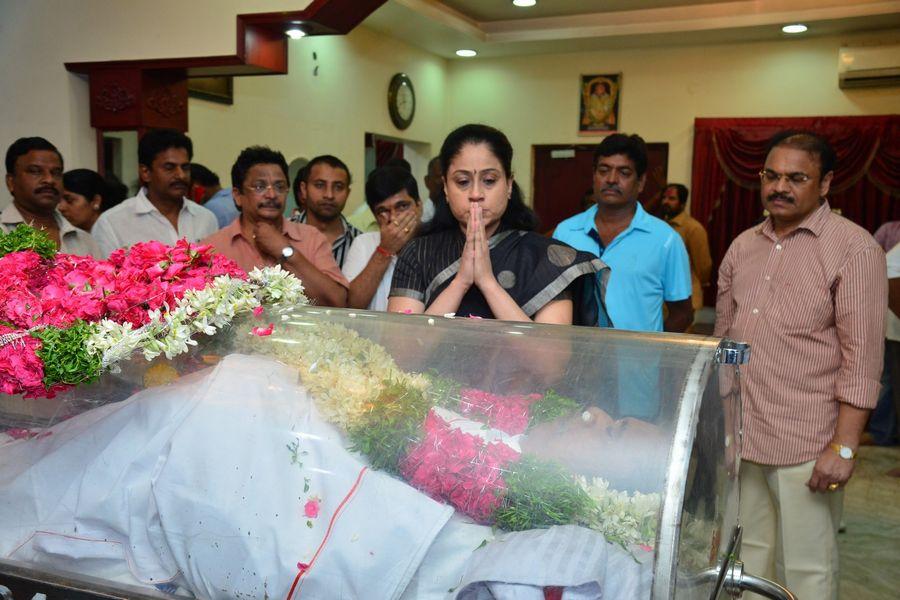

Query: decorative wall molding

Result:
[96,85,136,113]
[66,0,387,139]
[146,88,186,118]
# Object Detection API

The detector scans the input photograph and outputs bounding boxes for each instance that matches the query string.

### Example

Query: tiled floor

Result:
[838,445,900,599]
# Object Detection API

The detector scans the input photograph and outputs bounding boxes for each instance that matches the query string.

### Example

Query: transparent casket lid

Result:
[0,307,737,600]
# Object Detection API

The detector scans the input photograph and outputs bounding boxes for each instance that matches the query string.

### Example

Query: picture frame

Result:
[188,77,234,105]
[578,74,621,135]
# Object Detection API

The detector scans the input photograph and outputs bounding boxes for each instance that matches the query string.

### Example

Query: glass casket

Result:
[0,307,794,599]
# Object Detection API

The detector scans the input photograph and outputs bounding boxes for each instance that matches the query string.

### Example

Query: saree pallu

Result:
[391,229,610,327]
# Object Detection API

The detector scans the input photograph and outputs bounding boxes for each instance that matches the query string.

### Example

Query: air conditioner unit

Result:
[839,44,900,89]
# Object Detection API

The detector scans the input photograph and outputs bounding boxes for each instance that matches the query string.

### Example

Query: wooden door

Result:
[532,143,669,233]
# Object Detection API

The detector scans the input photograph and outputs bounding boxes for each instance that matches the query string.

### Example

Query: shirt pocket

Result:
[769,280,834,334]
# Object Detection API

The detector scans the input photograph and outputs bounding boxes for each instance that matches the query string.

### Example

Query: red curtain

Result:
[691,115,900,306]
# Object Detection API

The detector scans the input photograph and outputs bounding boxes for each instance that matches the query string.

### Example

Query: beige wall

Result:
[2,0,898,215]
[188,26,449,212]
[0,0,309,207]
[445,31,900,204]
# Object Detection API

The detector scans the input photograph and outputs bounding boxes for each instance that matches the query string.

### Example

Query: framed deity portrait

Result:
[579,74,621,135]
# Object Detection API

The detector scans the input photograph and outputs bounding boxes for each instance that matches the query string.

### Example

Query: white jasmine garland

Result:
[85,268,308,371]
[577,476,661,550]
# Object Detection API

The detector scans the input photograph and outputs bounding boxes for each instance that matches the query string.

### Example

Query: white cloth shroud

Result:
[0,354,453,599]
[0,354,652,599]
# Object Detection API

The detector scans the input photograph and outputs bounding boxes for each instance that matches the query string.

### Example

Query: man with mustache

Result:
[202,146,348,307]
[661,183,712,313]
[2,137,99,256]
[715,131,885,599]
[92,129,218,257]
[291,154,360,268]
[554,133,692,332]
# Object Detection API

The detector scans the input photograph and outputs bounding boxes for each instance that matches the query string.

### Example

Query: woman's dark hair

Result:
[63,168,119,212]
[423,124,538,235]
[365,166,419,210]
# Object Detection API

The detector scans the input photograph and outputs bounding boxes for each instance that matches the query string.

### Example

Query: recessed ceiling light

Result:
[286,27,306,39]
[782,24,808,34]
[513,0,537,7]
[456,49,477,57]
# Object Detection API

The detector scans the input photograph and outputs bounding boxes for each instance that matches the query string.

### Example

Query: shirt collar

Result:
[229,217,301,242]
[296,209,354,237]
[667,210,687,228]
[1,202,78,236]
[134,187,196,216]
[757,200,831,239]
[561,202,652,235]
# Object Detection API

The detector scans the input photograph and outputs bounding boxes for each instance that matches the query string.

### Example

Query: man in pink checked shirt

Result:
[715,130,886,599]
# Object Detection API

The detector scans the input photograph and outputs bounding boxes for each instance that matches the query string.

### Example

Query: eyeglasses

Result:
[246,182,289,195]
[759,169,812,186]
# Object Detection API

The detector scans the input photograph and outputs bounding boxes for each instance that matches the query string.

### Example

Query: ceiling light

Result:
[513,0,537,6]
[456,49,477,57]
[286,27,306,39]
[782,24,808,34]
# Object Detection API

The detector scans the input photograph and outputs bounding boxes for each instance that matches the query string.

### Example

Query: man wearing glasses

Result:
[202,146,348,307]
[715,131,885,599]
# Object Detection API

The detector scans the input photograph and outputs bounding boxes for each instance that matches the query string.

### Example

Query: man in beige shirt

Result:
[92,129,217,257]
[2,137,99,257]
[715,131,885,599]
[202,146,348,307]
[661,184,712,311]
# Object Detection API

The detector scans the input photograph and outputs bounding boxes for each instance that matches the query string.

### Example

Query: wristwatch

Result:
[830,443,855,460]
[279,245,295,264]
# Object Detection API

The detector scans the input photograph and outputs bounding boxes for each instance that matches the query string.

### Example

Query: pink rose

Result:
[252,323,274,337]
[304,498,320,518]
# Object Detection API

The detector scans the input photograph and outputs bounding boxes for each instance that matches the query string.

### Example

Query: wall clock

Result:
[388,73,415,130]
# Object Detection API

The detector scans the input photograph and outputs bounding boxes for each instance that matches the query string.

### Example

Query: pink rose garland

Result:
[400,409,520,523]
[0,240,245,397]
[458,388,542,436]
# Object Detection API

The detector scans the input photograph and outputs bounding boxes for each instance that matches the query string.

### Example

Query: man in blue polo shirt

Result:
[554,133,692,333]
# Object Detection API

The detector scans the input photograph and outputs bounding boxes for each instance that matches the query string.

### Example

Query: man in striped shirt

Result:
[715,131,885,599]
[291,154,361,268]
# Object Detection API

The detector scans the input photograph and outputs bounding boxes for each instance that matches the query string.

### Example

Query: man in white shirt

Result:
[2,137,99,257]
[342,166,421,310]
[92,129,217,257]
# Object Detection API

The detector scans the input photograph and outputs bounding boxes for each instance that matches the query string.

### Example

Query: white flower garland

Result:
[577,476,661,550]
[85,266,307,372]
[236,319,428,429]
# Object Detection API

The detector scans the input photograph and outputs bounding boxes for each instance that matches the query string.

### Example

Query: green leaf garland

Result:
[0,224,57,259]
[493,455,595,531]
[33,320,102,386]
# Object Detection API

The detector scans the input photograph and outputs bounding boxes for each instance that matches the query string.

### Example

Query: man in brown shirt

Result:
[715,131,885,599]
[202,146,348,307]
[662,184,712,311]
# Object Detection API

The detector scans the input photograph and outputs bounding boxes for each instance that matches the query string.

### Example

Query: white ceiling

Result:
[441,0,728,22]
[363,0,900,59]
